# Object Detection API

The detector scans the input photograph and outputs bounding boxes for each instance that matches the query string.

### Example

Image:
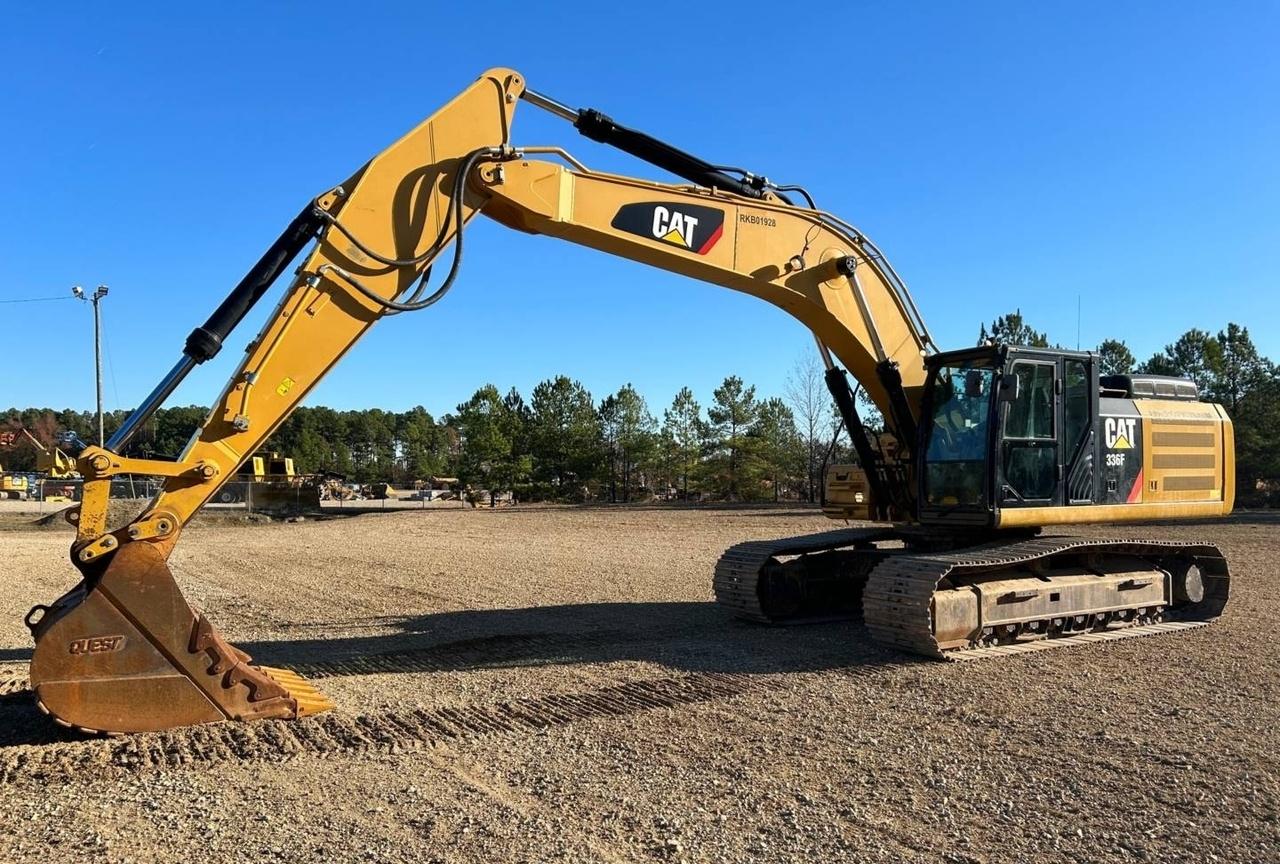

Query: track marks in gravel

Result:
[0,628,669,700]
[0,671,776,783]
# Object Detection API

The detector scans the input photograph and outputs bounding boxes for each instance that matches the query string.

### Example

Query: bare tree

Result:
[785,350,833,503]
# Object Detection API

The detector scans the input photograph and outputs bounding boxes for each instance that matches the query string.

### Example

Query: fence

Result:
[6,476,473,518]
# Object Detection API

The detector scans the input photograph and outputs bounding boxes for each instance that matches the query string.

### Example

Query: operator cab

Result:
[917,345,1100,526]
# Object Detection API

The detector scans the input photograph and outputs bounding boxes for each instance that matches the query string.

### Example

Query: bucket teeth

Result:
[257,666,335,717]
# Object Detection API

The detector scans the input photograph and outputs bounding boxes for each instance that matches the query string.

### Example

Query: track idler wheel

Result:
[27,541,332,734]
[1168,560,1205,604]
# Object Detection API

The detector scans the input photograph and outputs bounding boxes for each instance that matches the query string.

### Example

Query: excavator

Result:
[26,68,1232,734]
[19,428,79,480]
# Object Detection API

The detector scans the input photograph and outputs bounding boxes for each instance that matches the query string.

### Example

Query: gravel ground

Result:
[0,505,1277,863]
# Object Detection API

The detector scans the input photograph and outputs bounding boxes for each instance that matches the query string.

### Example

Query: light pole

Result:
[72,284,109,446]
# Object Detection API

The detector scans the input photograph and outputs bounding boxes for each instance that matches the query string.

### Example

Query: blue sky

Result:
[2,3,1276,419]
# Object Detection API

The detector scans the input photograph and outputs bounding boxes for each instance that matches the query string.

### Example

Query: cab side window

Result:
[1002,362,1057,501]
[1004,363,1055,439]
[1064,359,1089,452]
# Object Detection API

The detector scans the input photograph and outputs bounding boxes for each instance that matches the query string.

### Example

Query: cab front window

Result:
[923,364,994,507]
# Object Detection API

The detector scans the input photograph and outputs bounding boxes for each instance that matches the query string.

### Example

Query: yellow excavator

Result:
[1,429,79,500]
[19,428,79,480]
[27,69,1232,734]
[0,468,31,501]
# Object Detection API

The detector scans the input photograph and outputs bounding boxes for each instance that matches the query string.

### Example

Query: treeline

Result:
[983,311,1280,492]
[7,312,1278,503]
[2,355,848,503]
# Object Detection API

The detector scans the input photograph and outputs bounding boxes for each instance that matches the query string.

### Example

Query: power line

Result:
[101,305,122,411]
[0,295,75,304]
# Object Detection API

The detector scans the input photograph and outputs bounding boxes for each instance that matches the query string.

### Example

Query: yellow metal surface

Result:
[241,453,296,481]
[75,479,112,544]
[257,666,335,717]
[0,471,28,495]
[19,428,77,477]
[822,463,873,521]
[997,499,1231,528]
[478,159,930,419]
[1134,398,1229,504]
[1220,404,1236,510]
[139,68,523,534]
[77,447,212,481]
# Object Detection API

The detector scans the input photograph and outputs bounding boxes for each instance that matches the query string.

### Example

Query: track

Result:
[713,527,895,622]
[715,530,1230,658]
[864,536,1229,658]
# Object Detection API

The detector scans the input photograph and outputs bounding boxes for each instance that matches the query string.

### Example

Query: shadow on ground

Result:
[243,600,901,677]
[0,600,904,748]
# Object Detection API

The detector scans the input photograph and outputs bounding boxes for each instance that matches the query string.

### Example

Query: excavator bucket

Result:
[28,541,331,734]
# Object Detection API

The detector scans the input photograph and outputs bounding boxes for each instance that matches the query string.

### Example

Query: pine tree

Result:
[978,309,1049,347]
[751,397,801,502]
[1210,324,1273,414]
[662,387,703,499]
[614,385,655,502]
[1137,329,1222,392]
[396,406,447,482]
[1097,339,1136,375]
[707,376,758,500]
[529,376,602,499]
[452,385,528,505]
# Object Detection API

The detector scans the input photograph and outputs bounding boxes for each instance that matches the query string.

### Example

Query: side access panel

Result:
[1099,397,1144,504]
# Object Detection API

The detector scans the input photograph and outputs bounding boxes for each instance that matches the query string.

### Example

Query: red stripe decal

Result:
[696,222,724,255]
[1126,468,1144,503]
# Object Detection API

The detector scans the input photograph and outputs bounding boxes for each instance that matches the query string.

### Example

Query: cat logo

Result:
[610,202,725,255]
[1105,416,1136,449]
[651,206,699,248]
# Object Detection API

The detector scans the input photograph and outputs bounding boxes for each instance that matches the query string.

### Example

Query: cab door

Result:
[998,359,1061,507]
[1061,356,1097,504]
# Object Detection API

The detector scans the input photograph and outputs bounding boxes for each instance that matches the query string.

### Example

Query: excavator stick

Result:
[28,541,330,734]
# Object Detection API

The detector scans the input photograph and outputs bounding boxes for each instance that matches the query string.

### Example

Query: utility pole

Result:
[72,284,110,446]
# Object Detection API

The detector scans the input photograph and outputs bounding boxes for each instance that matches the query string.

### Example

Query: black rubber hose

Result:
[320,147,492,314]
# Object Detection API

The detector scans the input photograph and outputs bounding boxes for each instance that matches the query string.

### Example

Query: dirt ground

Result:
[0,505,1276,864]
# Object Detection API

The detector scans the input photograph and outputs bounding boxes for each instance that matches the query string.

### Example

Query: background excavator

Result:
[0,429,79,500]
[27,68,1232,734]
